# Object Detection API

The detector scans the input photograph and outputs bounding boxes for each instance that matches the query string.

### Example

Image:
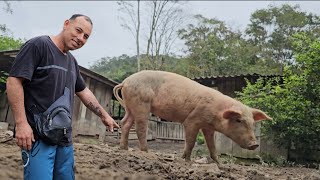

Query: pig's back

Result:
[123,70,203,97]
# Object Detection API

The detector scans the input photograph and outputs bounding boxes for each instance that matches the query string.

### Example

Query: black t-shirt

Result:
[9,35,86,145]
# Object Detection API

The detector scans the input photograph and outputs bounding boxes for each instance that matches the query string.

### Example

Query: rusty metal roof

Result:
[0,49,19,58]
[192,73,280,80]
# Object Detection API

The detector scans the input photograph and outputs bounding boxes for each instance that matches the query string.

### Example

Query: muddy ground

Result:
[0,136,319,180]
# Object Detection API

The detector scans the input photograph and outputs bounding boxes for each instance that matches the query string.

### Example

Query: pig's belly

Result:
[151,105,190,123]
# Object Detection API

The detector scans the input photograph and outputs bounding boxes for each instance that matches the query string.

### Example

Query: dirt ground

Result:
[0,136,319,180]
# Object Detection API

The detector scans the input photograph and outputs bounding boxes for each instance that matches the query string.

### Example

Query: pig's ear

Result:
[251,108,272,121]
[223,109,242,120]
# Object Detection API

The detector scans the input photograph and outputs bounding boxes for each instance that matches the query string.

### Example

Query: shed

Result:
[192,73,280,97]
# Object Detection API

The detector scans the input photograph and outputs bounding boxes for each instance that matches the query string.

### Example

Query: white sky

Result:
[1,1,319,68]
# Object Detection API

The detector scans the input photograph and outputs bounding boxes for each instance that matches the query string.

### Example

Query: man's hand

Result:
[15,121,35,150]
[101,116,120,132]
[76,87,120,132]
[7,77,35,150]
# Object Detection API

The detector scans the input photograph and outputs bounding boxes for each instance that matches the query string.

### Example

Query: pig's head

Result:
[218,106,272,150]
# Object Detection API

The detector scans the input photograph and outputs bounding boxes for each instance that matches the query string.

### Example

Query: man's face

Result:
[62,16,92,51]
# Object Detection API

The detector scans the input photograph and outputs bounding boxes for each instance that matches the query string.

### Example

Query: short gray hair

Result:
[69,14,93,26]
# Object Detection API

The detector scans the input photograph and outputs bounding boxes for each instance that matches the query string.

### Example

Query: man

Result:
[6,14,120,180]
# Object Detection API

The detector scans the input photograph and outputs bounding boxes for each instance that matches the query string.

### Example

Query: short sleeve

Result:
[74,63,86,92]
[9,41,41,81]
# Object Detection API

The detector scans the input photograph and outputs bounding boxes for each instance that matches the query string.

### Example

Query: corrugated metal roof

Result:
[0,49,19,58]
[192,73,280,80]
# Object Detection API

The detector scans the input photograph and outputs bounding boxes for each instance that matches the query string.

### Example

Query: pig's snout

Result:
[247,143,259,150]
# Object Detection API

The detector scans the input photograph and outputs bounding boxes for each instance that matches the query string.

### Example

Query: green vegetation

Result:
[1,1,23,51]
[0,35,23,93]
[89,54,137,82]
[0,71,8,93]
[0,35,23,94]
[0,35,23,51]
[237,32,320,160]
[196,131,205,145]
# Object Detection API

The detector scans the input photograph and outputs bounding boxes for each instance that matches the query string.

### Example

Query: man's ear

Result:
[63,19,70,30]
[251,108,272,121]
[223,109,242,120]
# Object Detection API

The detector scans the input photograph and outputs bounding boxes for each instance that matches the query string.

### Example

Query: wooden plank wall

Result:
[146,118,285,160]
[0,93,14,130]
[216,122,261,159]
[0,93,8,123]
[260,135,288,160]
[147,118,286,160]
[73,75,113,141]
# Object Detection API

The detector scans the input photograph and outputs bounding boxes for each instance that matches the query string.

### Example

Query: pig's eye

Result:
[236,119,242,123]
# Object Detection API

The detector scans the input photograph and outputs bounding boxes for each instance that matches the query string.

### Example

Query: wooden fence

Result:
[148,117,184,141]
[147,118,268,159]
[215,122,261,159]
[112,117,288,160]
[109,117,185,141]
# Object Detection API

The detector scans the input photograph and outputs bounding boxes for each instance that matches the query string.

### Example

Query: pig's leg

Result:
[132,103,151,152]
[182,125,199,161]
[202,129,219,164]
[120,111,134,150]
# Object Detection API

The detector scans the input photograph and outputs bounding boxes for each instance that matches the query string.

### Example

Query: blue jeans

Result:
[21,140,74,180]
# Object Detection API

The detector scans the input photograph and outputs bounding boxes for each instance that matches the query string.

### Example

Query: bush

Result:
[196,131,205,145]
[237,32,320,159]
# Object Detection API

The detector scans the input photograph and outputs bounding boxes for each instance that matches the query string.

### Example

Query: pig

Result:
[113,70,272,163]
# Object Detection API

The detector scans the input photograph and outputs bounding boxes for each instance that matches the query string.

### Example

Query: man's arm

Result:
[76,87,120,131]
[6,77,35,150]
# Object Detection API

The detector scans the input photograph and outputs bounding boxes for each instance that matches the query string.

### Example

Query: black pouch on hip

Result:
[33,87,72,145]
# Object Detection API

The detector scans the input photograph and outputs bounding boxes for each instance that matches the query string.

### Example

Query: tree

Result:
[118,0,186,70]
[89,54,137,82]
[245,4,320,73]
[0,35,23,51]
[0,1,24,94]
[160,55,189,77]
[117,0,141,71]
[178,14,279,77]
[1,0,13,34]
[0,1,23,51]
[237,32,320,161]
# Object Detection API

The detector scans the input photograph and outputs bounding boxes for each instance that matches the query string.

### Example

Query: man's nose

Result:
[76,34,85,44]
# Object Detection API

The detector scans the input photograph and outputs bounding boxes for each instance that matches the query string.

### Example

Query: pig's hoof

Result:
[183,157,191,162]
[140,148,148,152]
[181,153,186,159]
[208,158,220,165]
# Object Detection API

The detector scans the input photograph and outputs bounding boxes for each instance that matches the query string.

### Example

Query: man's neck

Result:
[50,35,68,55]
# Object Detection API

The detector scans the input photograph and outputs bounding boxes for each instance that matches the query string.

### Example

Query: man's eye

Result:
[236,119,242,123]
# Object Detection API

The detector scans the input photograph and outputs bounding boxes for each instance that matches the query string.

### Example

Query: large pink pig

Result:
[113,70,272,163]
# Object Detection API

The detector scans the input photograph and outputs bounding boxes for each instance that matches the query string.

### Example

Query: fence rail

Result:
[149,118,184,141]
